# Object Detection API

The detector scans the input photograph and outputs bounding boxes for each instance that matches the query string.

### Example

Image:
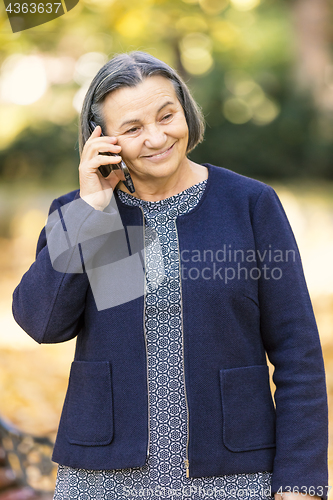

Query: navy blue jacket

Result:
[12,164,328,497]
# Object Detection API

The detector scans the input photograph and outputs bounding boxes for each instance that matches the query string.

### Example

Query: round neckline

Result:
[115,163,216,218]
[117,178,208,207]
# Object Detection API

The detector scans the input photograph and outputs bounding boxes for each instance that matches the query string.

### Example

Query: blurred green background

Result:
[0,0,333,493]
[1,0,333,185]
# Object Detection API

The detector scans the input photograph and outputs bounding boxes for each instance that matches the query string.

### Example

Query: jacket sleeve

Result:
[252,185,328,498]
[12,192,123,344]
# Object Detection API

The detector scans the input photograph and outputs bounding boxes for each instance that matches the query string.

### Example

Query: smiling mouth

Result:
[142,143,175,159]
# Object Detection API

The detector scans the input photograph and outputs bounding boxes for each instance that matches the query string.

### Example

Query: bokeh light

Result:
[176,15,208,34]
[251,98,280,125]
[0,105,28,150]
[72,83,88,114]
[0,55,48,105]
[115,10,147,39]
[43,56,75,85]
[225,69,257,95]
[73,52,107,85]
[72,52,108,113]
[179,33,214,75]
[230,0,260,11]
[211,20,239,52]
[199,0,229,15]
[223,98,252,124]
[223,69,280,125]
[182,0,200,5]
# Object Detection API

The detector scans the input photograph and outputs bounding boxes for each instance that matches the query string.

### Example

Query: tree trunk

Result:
[291,0,333,111]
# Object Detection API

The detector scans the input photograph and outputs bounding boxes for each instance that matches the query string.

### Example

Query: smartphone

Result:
[89,121,135,193]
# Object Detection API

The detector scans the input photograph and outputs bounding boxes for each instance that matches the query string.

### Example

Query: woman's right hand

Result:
[79,125,126,211]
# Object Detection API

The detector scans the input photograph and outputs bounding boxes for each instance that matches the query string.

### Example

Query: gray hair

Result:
[79,51,205,154]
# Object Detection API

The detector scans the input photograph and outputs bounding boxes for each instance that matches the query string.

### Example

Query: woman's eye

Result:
[161,114,172,121]
[125,127,139,134]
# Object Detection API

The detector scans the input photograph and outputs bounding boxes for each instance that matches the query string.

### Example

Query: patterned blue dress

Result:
[53,180,272,500]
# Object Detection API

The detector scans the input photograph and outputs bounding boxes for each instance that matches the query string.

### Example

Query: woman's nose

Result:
[143,125,167,149]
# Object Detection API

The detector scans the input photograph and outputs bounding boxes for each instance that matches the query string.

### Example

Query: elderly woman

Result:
[12,52,328,500]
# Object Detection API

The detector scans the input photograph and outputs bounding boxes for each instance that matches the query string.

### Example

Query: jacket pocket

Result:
[219,365,275,452]
[65,361,113,446]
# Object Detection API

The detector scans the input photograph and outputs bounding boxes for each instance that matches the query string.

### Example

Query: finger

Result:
[95,144,122,154]
[89,134,119,145]
[81,143,122,165]
[94,154,122,166]
[80,158,121,177]
[79,155,122,179]
[90,124,102,138]
[84,138,121,155]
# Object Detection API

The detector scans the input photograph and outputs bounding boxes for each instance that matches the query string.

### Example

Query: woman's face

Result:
[102,76,189,183]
